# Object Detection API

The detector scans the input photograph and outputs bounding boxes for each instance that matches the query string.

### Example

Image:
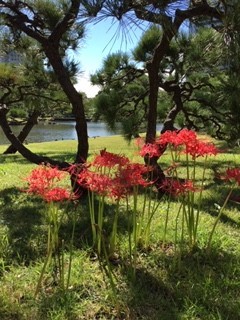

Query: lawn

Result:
[0,135,240,320]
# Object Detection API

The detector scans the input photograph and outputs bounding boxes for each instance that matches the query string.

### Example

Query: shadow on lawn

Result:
[125,267,178,320]
[0,187,46,265]
[0,187,130,265]
[200,196,240,228]
[0,150,96,166]
[0,187,89,265]
[0,153,30,165]
[123,248,240,320]
[0,152,74,165]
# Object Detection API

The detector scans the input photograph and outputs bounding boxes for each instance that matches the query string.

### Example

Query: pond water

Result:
[0,121,163,145]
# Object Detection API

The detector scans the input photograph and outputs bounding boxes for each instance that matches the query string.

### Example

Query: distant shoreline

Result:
[53,117,92,122]
[8,117,92,126]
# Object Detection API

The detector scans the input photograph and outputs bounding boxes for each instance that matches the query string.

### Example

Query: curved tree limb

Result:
[0,104,70,168]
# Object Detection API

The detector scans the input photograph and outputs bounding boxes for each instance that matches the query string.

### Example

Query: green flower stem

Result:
[60,239,65,289]
[132,186,138,280]
[126,198,133,277]
[137,187,148,243]
[35,202,64,297]
[97,194,105,255]
[207,186,235,251]
[34,248,52,297]
[183,198,190,234]
[109,200,120,254]
[188,193,194,246]
[193,155,208,244]
[66,209,77,289]
[163,196,171,246]
[88,190,96,246]
[101,233,117,299]
[178,204,186,265]
[144,199,161,246]
[174,202,183,250]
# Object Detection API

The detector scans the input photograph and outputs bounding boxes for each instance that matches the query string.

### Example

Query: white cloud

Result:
[74,72,100,98]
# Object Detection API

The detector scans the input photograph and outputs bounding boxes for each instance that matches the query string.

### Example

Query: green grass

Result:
[0,136,240,320]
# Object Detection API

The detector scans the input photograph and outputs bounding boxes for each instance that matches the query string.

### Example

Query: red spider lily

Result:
[116,163,152,188]
[24,165,71,202]
[157,129,197,147]
[77,168,112,195]
[139,143,163,158]
[156,130,179,146]
[160,178,198,196]
[92,149,130,169]
[224,168,240,186]
[108,176,129,200]
[185,140,219,159]
[176,129,197,145]
[65,163,86,176]
[156,129,218,159]
[43,187,71,202]
[25,165,66,195]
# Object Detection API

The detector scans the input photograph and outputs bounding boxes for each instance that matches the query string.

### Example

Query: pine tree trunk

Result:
[3,109,40,154]
[44,45,89,163]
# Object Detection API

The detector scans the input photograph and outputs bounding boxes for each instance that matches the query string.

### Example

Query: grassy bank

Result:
[0,136,240,320]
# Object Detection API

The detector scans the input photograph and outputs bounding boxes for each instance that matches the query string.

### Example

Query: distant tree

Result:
[91,52,148,139]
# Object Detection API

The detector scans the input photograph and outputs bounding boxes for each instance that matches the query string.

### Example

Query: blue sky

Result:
[73,1,191,98]
[74,18,146,97]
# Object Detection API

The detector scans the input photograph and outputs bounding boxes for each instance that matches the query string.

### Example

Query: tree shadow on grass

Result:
[124,267,178,320]
[0,151,75,166]
[122,248,240,319]
[0,153,31,165]
[196,177,240,228]
[0,186,131,267]
[60,198,131,251]
[199,198,240,228]
[0,187,46,265]
[0,188,94,265]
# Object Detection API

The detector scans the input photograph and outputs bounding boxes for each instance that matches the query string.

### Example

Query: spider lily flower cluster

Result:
[71,150,154,277]
[23,129,240,292]
[137,129,219,249]
[23,164,74,296]
[63,149,154,281]
[224,167,240,185]
[24,164,72,202]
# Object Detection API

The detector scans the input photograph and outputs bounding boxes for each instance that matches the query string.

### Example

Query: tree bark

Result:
[161,85,183,133]
[43,45,88,163]
[143,4,222,190]
[3,109,40,154]
[144,30,174,189]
